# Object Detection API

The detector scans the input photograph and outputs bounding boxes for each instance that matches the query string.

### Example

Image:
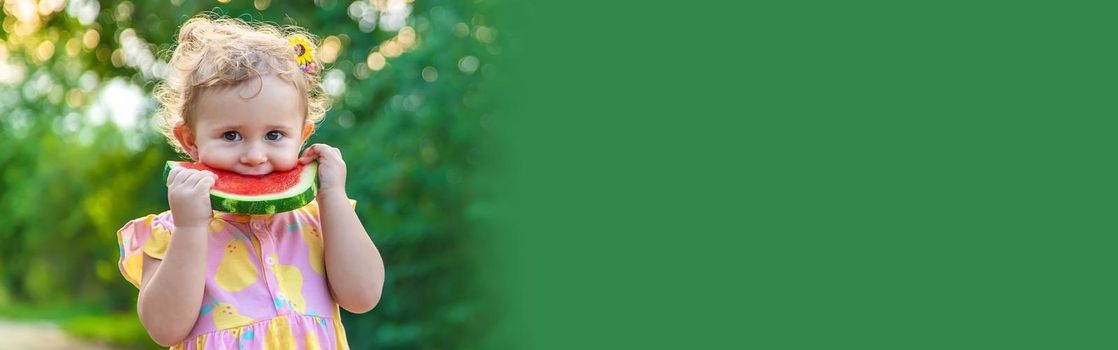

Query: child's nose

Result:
[241,147,267,166]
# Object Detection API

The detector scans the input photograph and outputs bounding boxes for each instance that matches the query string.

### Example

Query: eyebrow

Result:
[212,124,296,131]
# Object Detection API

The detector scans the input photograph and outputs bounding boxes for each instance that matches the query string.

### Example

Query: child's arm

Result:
[137,227,208,346]
[301,144,385,313]
[137,168,216,346]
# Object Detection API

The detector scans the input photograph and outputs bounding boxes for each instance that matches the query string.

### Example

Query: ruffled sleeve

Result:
[116,212,174,289]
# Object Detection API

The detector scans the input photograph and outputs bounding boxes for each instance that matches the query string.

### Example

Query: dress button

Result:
[265,257,275,266]
[277,292,286,300]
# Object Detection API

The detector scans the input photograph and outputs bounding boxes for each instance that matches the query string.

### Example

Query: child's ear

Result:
[300,120,316,145]
[173,123,200,160]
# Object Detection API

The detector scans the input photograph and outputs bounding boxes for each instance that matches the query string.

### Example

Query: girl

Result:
[116,16,384,349]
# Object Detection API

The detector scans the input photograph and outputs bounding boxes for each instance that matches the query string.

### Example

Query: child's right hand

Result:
[166,167,217,229]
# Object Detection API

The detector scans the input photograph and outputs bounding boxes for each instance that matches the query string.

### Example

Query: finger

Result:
[325,146,343,161]
[299,144,322,164]
[183,169,211,188]
[176,169,201,186]
[197,170,217,184]
[298,145,315,163]
[192,172,217,192]
[309,147,333,166]
[166,168,182,186]
[172,169,197,187]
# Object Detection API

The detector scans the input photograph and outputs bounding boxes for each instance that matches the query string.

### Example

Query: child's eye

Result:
[223,131,242,141]
[265,131,284,141]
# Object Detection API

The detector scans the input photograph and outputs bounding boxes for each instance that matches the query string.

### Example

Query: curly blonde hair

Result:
[155,15,330,154]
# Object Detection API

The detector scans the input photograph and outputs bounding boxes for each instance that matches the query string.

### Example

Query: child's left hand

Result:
[299,143,347,196]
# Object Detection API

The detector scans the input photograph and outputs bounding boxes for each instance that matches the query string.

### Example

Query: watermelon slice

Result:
[163,161,318,214]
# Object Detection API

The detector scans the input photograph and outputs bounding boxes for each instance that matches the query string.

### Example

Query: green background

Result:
[496,1,1118,349]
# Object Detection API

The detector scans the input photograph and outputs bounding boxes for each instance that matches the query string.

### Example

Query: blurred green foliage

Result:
[0,0,498,348]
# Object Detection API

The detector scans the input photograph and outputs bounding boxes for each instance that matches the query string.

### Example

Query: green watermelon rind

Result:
[163,161,318,214]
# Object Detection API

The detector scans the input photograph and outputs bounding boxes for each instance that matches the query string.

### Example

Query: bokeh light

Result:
[380,40,402,58]
[366,51,387,71]
[318,35,343,64]
[82,29,100,49]
[422,66,438,82]
[458,55,479,74]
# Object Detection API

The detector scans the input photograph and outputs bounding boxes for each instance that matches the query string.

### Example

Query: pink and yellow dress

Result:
[117,200,353,349]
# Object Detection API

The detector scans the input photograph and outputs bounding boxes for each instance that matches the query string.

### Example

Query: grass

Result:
[66,313,160,349]
[0,302,160,350]
[0,301,105,323]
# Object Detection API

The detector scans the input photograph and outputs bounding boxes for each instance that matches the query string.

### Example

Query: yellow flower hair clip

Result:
[287,34,316,74]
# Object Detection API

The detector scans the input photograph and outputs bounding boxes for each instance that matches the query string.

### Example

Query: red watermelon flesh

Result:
[165,161,318,214]
[177,162,306,196]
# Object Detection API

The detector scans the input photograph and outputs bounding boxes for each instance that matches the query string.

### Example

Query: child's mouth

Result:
[235,169,273,176]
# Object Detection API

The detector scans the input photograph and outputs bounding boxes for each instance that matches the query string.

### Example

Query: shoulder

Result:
[290,198,357,222]
[282,200,321,229]
[117,211,175,249]
[297,200,321,219]
[118,211,174,235]
[116,211,173,289]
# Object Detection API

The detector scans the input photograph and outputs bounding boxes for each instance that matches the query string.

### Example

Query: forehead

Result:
[192,75,304,128]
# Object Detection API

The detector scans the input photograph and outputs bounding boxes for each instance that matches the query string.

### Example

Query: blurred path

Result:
[0,319,120,350]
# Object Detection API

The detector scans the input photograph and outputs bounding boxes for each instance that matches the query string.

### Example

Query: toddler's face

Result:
[177,74,313,176]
